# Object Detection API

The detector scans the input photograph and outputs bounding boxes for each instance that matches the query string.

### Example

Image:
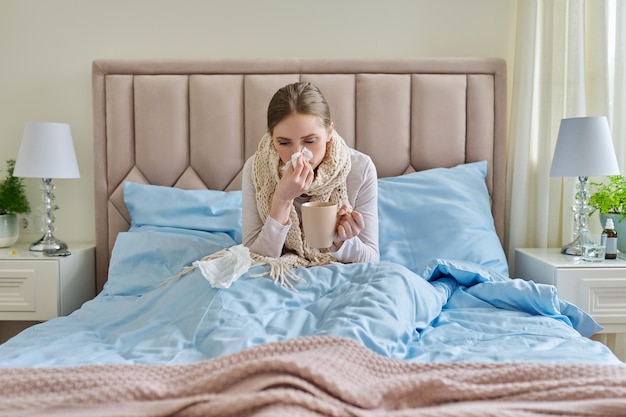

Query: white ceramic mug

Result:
[301,202,337,249]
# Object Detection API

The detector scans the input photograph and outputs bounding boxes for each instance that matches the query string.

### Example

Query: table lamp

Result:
[549,116,620,255]
[13,122,80,252]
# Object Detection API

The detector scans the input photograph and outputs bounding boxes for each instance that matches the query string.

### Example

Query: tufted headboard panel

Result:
[92,58,507,292]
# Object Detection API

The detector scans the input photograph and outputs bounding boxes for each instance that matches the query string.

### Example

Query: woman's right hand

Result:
[270,155,314,225]
[275,154,314,201]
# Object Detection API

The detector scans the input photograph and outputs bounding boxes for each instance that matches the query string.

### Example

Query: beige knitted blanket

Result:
[1,336,625,417]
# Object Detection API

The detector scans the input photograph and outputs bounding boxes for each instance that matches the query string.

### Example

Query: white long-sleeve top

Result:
[242,148,380,263]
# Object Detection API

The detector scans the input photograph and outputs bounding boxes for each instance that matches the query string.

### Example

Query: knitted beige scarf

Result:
[250,129,352,281]
[170,130,352,288]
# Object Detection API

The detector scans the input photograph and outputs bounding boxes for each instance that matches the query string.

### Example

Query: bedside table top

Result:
[0,242,95,260]
[516,247,626,268]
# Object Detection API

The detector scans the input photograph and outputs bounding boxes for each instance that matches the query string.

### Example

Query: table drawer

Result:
[555,268,626,332]
[0,260,59,320]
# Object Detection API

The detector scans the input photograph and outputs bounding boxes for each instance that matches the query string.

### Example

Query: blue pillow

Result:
[105,227,237,296]
[377,161,508,276]
[123,181,242,243]
[104,182,244,296]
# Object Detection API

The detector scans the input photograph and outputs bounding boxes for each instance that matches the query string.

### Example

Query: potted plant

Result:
[0,159,31,247]
[588,175,626,252]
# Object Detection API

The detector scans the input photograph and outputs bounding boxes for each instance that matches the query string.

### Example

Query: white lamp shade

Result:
[14,122,80,179]
[549,116,620,177]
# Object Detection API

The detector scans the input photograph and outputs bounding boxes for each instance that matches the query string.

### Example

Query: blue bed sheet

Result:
[0,228,620,367]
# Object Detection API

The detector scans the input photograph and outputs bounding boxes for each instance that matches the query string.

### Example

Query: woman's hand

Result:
[276,155,314,200]
[333,205,365,249]
[270,155,314,225]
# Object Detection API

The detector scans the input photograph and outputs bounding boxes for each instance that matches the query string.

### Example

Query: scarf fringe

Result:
[161,249,307,289]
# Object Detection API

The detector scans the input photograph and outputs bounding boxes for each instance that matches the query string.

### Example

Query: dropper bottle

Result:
[602,218,618,259]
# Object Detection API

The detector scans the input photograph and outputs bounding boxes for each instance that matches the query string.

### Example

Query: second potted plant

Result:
[588,175,626,252]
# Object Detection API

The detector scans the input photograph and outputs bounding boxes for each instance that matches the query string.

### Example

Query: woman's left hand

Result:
[333,205,364,249]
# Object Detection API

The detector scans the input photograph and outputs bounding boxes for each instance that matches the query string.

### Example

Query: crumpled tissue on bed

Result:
[192,244,251,288]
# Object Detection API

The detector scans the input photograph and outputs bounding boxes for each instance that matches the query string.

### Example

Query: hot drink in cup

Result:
[301,202,337,249]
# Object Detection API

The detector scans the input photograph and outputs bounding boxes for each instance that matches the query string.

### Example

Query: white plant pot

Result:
[0,213,19,248]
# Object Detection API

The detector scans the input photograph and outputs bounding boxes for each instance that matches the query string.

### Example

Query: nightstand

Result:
[515,248,626,333]
[0,242,95,323]
[515,248,626,361]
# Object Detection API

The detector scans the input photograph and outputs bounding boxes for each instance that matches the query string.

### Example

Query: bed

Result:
[0,58,625,416]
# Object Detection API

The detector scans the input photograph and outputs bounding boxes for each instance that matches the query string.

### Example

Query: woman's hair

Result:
[267,82,331,134]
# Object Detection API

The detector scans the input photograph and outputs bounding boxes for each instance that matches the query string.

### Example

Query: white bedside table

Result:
[515,248,626,361]
[0,242,95,322]
[515,248,626,333]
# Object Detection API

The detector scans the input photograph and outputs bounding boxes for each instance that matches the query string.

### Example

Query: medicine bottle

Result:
[602,218,618,259]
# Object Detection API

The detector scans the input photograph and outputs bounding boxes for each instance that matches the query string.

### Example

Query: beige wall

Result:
[0,0,515,244]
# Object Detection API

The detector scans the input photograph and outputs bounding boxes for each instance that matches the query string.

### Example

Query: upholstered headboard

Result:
[92,58,507,292]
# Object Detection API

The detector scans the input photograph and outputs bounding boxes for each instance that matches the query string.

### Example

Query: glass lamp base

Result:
[29,235,68,252]
[560,235,583,256]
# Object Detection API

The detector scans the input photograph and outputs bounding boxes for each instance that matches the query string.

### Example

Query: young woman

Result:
[242,82,379,270]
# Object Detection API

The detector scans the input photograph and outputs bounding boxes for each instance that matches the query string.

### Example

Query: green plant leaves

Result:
[0,159,31,215]
[589,175,626,215]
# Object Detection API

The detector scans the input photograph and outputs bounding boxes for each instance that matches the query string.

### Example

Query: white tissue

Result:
[292,147,313,167]
[192,244,251,288]
[282,147,313,173]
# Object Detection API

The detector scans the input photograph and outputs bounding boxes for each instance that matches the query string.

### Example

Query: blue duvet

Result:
[0,226,620,367]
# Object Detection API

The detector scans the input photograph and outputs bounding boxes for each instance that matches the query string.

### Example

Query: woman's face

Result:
[272,113,332,170]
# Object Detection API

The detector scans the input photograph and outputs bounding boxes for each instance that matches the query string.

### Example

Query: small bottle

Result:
[603,218,618,259]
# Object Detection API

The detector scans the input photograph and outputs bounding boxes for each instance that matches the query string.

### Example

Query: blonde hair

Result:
[267,82,331,135]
